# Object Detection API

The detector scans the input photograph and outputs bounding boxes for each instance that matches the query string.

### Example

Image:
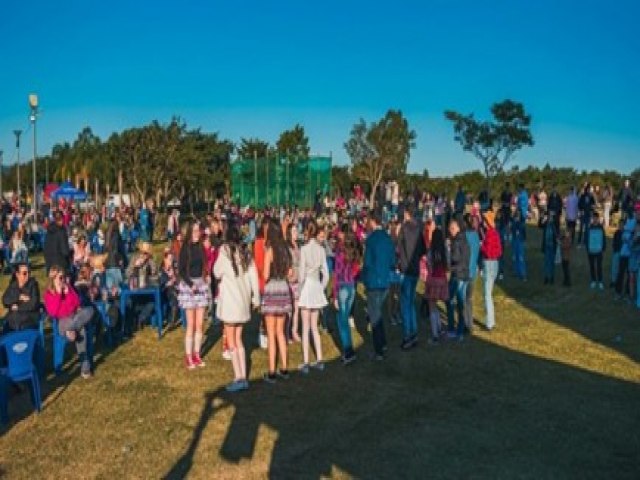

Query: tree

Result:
[237,138,270,159]
[344,110,416,206]
[276,124,310,158]
[444,99,534,193]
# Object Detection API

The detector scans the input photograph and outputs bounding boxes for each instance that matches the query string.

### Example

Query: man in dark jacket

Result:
[547,185,563,231]
[397,206,426,349]
[43,211,70,273]
[362,212,396,359]
[2,263,41,331]
[447,218,470,339]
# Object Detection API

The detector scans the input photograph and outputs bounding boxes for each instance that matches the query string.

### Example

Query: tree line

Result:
[2,100,636,207]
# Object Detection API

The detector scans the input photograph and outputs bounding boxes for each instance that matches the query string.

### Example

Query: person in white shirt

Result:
[297,220,329,373]
[214,224,260,392]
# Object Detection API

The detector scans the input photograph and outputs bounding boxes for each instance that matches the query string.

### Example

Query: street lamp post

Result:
[13,130,22,199]
[29,94,38,214]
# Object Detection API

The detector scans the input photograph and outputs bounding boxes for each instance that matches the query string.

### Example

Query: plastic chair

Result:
[51,317,95,376]
[0,330,42,423]
[94,301,119,347]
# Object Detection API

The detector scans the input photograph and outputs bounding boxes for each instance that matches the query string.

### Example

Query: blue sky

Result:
[1,0,639,176]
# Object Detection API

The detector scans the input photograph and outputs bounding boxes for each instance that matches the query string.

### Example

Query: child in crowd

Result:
[585,212,606,289]
[539,211,558,285]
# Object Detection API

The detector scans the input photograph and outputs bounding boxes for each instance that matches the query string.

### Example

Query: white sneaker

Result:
[222,349,232,361]
[349,316,355,329]
[590,282,596,289]
[598,283,604,290]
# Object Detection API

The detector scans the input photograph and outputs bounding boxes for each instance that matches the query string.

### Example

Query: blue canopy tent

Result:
[50,181,87,201]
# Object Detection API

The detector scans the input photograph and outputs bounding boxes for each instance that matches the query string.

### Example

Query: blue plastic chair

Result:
[94,301,119,347]
[51,318,95,376]
[0,330,42,423]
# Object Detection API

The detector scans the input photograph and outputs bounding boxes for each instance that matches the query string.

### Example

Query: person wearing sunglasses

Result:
[2,262,41,333]
[44,265,94,379]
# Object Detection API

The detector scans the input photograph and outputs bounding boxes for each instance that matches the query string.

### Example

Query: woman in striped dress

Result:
[178,220,212,369]
[261,219,293,383]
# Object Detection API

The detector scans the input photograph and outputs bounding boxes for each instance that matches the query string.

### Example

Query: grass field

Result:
[0,227,638,479]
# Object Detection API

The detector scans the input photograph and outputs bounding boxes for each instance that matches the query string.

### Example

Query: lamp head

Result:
[28,94,38,109]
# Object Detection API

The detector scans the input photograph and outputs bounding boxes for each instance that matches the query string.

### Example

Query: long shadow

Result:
[498,225,640,364]
[164,284,640,479]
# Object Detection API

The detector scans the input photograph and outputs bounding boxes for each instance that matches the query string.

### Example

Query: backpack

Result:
[587,227,604,254]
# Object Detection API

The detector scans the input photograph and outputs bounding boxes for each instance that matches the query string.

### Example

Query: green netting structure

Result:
[231,155,332,208]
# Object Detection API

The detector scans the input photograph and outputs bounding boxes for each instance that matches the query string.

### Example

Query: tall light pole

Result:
[29,94,38,214]
[13,130,22,198]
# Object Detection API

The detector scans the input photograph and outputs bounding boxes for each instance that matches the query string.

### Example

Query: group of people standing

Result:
[2,176,638,393]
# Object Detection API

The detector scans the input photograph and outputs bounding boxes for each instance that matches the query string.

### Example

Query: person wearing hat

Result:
[480,210,502,331]
[124,242,158,332]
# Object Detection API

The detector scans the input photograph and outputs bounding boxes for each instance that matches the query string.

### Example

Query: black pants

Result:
[615,256,630,296]
[566,220,577,245]
[588,253,603,283]
[562,260,571,286]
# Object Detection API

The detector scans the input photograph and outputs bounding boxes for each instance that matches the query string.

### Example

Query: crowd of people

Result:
[1,177,639,394]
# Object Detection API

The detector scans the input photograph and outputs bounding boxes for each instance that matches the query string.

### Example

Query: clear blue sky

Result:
[1,0,639,176]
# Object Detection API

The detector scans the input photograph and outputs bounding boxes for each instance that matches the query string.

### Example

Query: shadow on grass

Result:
[497,225,640,364]
[164,294,640,479]
[0,306,137,435]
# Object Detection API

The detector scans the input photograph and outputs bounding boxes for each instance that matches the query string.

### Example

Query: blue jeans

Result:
[400,275,418,340]
[512,238,527,279]
[611,252,620,284]
[337,285,356,355]
[367,289,388,355]
[446,278,468,335]
[482,260,498,329]
[106,268,123,293]
[543,247,556,282]
[498,225,507,274]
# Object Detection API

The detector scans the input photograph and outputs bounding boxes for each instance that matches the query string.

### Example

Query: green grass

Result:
[0,228,638,479]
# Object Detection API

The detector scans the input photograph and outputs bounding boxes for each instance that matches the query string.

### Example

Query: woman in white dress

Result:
[214,224,260,392]
[298,220,329,372]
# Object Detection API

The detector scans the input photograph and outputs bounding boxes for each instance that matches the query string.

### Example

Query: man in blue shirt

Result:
[361,212,396,359]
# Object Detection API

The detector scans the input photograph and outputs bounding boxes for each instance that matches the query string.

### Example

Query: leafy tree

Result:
[237,138,270,159]
[331,165,352,196]
[276,124,310,157]
[344,109,416,206]
[445,99,534,193]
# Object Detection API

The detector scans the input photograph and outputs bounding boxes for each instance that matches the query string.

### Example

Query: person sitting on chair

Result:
[2,262,41,333]
[43,265,94,379]
[125,242,158,332]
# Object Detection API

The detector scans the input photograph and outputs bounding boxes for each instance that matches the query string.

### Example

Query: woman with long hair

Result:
[285,223,301,343]
[332,232,361,364]
[423,228,449,344]
[43,265,94,378]
[177,220,212,369]
[253,220,268,349]
[297,220,329,373]
[261,219,293,383]
[214,224,260,392]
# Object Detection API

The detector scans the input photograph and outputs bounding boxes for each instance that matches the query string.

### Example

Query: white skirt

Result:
[298,277,328,309]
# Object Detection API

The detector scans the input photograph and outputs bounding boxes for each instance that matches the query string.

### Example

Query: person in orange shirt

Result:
[253,220,268,349]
